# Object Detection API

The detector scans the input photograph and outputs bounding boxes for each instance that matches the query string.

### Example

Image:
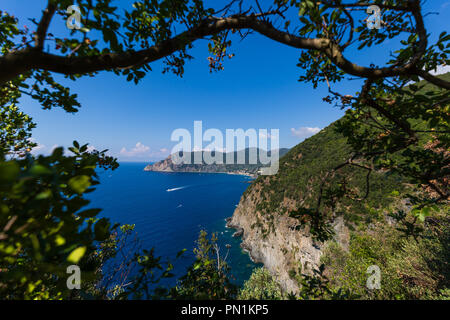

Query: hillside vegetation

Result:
[242,117,407,245]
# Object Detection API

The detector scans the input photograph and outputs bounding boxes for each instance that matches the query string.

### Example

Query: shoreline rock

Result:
[232,228,244,238]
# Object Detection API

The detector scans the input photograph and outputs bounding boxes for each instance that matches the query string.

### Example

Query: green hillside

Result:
[245,119,405,232]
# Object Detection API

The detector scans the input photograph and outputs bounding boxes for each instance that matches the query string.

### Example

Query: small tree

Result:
[170,230,237,300]
[238,267,283,300]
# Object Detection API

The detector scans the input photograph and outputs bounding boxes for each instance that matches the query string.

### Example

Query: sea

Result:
[88,162,259,290]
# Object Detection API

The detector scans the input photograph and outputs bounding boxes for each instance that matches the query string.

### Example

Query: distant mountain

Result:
[144,148,290,177]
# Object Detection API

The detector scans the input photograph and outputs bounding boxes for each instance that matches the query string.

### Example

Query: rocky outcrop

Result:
[228,187,349,293]
[144,155,176,172]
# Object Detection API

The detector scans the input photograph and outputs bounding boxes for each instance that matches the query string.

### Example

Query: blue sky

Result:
[4,1,450,161]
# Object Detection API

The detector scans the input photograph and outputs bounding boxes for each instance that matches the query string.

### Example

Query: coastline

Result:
[225,217,260,264]
[144,168,257,178]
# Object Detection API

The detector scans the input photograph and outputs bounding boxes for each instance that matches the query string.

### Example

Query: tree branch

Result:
[414,68,450,89]
[359,79,418,140]
[34,0,57,49]
[1,7,449,89]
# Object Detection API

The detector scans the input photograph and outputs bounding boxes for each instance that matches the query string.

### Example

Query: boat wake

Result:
[166,186,188,192]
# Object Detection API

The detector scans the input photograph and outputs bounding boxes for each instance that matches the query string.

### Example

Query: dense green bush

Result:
[321,213,450,299]
[238,267,283,300]
[0,142,119,299]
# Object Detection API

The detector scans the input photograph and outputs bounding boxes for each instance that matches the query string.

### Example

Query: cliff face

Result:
[228,121,404,293]
[145,155,176,172]
[229,185,349,293]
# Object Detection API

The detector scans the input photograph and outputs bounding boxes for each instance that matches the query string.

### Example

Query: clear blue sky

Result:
[4,1,450,161]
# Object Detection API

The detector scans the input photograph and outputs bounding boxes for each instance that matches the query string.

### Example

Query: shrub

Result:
[321,214,450,299]
[238,267,283,300]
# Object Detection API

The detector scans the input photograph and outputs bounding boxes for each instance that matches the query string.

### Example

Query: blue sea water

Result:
[89,162,259,289]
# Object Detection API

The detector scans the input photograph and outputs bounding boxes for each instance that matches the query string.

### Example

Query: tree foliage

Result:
[0,142,118,299]
[169,230,238,300]
[238,267,283,300]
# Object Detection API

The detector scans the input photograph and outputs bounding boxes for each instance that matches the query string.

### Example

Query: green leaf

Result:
[94,218,110,241]
[176,248,187,258]
[67,246,87,263]
[29,164,52,176]
[193,262,202,270]
[68,175,91,193]
[55,235,66,246]
[35,189,52,200]
[0,161,20,182]
[78,208,102,218]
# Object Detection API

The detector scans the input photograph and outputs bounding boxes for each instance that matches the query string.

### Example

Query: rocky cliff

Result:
[228,186,350,293]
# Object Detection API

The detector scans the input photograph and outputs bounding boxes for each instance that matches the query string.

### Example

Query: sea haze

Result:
[89,162,259,289]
